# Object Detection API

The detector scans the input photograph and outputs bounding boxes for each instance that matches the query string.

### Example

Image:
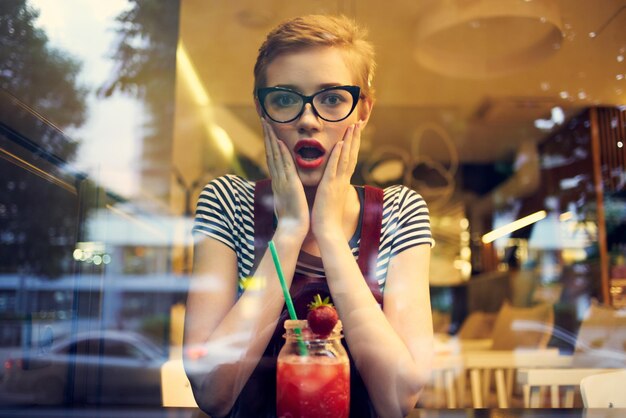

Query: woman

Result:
[184,14,434,418]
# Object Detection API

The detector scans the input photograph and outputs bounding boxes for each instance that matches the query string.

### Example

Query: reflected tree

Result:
[0,0,88,280]
[99,0,180,201]
[0,0,87,139]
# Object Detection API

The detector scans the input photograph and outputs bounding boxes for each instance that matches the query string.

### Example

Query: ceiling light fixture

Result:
[534,106,564,130]
[177,42,235,160]
[482,210,547,244]
[415,0,564,78]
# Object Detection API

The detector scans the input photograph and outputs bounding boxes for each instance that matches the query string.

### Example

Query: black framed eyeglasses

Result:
[256,85,361,123]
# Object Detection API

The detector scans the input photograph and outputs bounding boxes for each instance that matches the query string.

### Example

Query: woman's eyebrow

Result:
[318,83,344,89]
[272,83,345,92]
[273,84,300,91]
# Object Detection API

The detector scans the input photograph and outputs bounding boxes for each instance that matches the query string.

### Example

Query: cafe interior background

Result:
[1,0,625,410]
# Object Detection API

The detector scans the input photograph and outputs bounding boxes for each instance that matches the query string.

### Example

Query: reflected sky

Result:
[29,0,142,197]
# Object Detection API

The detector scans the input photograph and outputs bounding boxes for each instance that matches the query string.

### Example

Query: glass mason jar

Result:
[276,319,350,418]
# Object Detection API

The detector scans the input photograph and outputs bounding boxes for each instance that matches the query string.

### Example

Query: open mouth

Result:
[296,146,324,160]
[294,140,326,169]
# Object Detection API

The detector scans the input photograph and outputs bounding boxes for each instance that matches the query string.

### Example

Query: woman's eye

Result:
[270,94,298,107]
[319,93,345,106]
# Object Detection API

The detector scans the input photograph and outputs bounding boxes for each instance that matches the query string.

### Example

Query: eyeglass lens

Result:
[263,88,355,122]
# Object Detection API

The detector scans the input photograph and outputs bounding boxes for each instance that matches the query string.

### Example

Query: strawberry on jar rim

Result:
[306,294,339,337]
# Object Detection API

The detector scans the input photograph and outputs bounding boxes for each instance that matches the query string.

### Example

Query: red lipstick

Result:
[294,139,326,169]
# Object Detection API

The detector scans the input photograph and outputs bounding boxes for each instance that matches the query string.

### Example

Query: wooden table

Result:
[517,367,619,408]
[462,349,572,408]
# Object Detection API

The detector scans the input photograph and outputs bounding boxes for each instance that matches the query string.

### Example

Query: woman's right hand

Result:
[262,118,309,239]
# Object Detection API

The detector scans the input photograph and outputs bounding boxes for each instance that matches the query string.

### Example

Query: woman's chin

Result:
[297,170,322,188]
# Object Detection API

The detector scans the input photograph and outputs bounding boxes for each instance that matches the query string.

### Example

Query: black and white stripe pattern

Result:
[193,175,433,293]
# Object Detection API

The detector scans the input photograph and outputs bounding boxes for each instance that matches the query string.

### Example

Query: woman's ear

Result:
[358,97,374,129]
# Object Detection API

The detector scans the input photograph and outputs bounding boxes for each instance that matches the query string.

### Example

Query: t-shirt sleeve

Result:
[390,186,434,257]
[192,176,237,251]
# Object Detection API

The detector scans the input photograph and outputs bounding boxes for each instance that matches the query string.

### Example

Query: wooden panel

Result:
[597,108,626,192]
[594,108,626,307]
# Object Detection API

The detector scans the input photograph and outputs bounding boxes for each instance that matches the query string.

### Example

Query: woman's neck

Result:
[303,186,318,212]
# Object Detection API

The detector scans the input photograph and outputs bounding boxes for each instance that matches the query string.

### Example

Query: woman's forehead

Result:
[264,46,355,91]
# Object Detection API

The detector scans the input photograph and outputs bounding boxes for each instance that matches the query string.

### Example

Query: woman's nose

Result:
[296,103,322,130]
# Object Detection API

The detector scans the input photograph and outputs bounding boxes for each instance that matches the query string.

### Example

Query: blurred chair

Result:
[580,369,626,408]
[428,351,465,408]
[464,348,567,408]
[457,311,497,340]
[489,300,554,350]
[569,302,626,369]
[428,309,497,408]
[459,300,557,407]
[518,367,609,408]
[517,302,626,408]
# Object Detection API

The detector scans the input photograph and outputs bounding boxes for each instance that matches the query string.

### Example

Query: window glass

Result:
[0,0,625,413]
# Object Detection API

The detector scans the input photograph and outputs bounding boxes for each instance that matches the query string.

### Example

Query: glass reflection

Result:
[0,0,625,412]
[0,0,181,408]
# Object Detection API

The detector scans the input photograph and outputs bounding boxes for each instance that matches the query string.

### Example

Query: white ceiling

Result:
[179,0,626,165]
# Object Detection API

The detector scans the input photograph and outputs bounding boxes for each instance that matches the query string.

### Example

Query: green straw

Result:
[268,240,308,356]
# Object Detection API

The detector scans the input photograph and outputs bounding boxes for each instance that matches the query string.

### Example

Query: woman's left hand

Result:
[311,122,361,240]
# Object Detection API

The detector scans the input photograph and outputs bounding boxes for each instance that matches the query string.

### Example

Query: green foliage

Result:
[0,0,90,279]
[0,0,88,132]
[99,0,180,200]
[99,0,180,100]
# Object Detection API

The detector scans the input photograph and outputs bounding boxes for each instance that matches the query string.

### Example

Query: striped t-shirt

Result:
[193,174,433,293]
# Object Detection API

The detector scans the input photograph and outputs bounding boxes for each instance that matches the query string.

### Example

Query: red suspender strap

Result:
[253,179,384,304]
[358,185,384,305]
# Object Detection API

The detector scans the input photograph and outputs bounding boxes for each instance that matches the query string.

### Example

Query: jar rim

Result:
[283,319,343,336]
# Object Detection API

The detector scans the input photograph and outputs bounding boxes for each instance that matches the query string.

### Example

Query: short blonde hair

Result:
[253,15,376,101]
